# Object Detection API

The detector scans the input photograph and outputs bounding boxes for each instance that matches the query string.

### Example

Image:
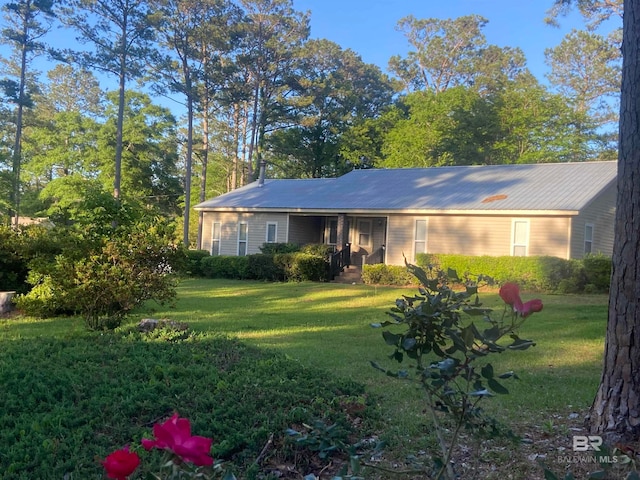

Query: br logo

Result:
[573,435,603,452]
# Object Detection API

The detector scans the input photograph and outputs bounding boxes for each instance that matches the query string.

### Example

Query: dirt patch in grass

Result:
[266,408,640,479]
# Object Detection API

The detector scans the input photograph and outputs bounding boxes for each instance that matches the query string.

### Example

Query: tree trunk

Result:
[196,94,210,251]
[183,76,194,248]
[11,34,28,227]
[231,104,240,190]
[240,101,249,186]
[114,52,126,201]
[588,0,640,441]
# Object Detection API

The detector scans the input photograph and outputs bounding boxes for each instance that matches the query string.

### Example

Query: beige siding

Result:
[570,183,616,258]
[385,213,573,266]
[528,217,572,258]
[428,216,513,256]
[201,212,289,255]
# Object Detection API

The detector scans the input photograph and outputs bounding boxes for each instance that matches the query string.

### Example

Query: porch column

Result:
[337,214,346,249]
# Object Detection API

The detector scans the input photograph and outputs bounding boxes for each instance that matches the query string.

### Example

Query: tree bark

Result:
[588,0,640,441]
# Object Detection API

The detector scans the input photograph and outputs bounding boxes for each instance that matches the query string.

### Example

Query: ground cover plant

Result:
[0,279,610,479]
[0,324,372,479]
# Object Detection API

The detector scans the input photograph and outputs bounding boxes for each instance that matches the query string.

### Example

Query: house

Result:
[194,161,617,267]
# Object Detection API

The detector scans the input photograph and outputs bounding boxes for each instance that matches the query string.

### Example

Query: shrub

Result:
[184,249,211,277]
[200,256,249,279]
[300,243,334,257]
[280,253,330,282]
[371,265,540,479]
[0,226,27,292]
[15,223,183,329]
[259,242,300,254]
[246,254,285,281]
[361,264,415,286]
[582,253,612,292]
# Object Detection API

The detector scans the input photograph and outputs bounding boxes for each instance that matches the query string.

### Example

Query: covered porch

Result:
[288,214,387,267]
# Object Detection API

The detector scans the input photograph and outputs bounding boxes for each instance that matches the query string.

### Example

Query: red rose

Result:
[102,446,140,480]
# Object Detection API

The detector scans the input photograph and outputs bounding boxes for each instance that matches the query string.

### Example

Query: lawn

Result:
[0,278,610,479]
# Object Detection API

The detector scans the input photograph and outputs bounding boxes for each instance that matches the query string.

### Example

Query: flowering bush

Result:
[371,264,543,480]
[102,414,235,480]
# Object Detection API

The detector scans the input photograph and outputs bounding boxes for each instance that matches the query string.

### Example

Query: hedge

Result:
[360,253,611,293]
[199,253,329,282]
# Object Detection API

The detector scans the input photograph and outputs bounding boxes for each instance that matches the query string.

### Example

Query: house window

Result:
[584,224,594,254]
[238,222,248,256]
[414,219,427,259]
[266,222,277,243]
[357,219,371,246]
[211,222,221,256]
[512,220,529,256]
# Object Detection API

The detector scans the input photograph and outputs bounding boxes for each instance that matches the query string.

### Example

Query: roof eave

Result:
[194,206,581,216]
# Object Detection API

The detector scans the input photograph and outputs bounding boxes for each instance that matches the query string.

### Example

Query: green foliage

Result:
[0,224,80,294]
[259,242,300,254]
[582,253,612,292]
[371,264,535,479]
[378,80,607,168]
[416,253,611,293]
[200,252,329,282]
[200,256,249,280]
[361,264,416,285]
[0,226,28,292]
[15,223,184,329]
[276,253,330,282]
[287,420,350,460]
[184,249,211,276]
[246,254,286,281]
[0,331,371,478]
[299,243,334,257]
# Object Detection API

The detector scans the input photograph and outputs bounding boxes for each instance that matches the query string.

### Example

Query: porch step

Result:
[331,265,363,284]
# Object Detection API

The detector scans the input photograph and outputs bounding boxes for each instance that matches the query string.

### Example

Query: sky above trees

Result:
[292,0,615,85]
[0,0,619,116]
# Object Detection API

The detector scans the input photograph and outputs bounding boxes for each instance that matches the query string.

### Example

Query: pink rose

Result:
[499,282,543,318]
[142,413,214,466]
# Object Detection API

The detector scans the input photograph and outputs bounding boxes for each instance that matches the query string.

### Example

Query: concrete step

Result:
[331,266,363,284]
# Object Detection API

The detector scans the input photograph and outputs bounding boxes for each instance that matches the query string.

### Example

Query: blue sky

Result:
[292,0,598,84]
[0,1,618,110]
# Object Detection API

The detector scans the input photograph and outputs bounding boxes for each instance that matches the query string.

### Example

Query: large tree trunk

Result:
[588,0,640,441]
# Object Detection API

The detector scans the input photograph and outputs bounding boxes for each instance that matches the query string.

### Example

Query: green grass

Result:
[0,279,608,478]
[151,279,605,404]
[142,279,607,452]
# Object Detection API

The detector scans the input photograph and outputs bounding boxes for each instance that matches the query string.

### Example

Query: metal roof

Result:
[194,161,617,214]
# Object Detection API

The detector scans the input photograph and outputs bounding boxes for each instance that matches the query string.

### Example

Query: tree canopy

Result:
[0,1,623,245]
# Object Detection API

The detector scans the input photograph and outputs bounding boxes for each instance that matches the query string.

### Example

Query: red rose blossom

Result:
[102,446,140,480]
[142,413,214,466]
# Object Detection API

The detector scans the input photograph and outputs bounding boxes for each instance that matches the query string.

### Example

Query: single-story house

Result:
[194,161,617,266]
